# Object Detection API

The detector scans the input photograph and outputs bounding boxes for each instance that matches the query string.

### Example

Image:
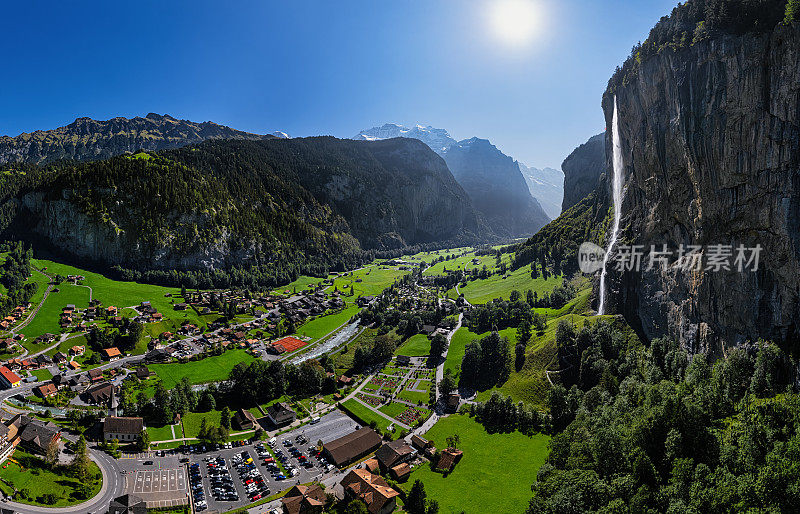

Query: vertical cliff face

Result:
[561,133,605,212]
[602,24,800,352]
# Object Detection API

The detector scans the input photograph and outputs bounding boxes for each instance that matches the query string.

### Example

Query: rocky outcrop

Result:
[601,23,800,352]
[443,138,550,238]
[0,113,274,165]
[353,124,552,237]
[561,133,605,212]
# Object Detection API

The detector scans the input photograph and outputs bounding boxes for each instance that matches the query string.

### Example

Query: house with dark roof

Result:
[341,468,399,514]
[84,382,114,405]
[104,417,144,443]
[4,414,60,456]
[410,434,432,451]
[436,447,463,472]
[88,368,104,382]
[233,409,258,430]
[323,427,382,467]
[280,484,327,514]
[374,439,415,472]
[265,402,296,427]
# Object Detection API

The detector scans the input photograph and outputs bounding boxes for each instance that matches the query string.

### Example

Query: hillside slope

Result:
[0,137,485,284]
[0,113,274,165]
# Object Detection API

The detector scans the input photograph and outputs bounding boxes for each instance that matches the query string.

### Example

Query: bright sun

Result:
[488,0,541,48]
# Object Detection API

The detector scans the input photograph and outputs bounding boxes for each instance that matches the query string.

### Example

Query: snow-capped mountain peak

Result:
[352,123,456,155]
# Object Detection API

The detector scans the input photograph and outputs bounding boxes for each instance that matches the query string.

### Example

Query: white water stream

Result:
[598,96,624,315]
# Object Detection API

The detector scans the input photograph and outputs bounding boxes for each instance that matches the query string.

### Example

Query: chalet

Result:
[84,382,114,405]
[88,368,105,382]
[51,375,68,389]
[374,439,415,471]
[411,434,432,451]
[67,360,81,371]
[0,366,21,389]
[337,375,353,388]
[341,468,399,514]
[102,347,122,361]
[389,462,412,481]
[103,416,144,443]
[106,306,118,316]
[265,402,296,427]
[70,345,85,356]
[436,447,463,472]
[233,409,257,430]
[3,414,60,456]
[356,296,376,307]
[362,458,380,473]
[35,354,52,367]
[52,352,68,363]
[323,427,382,468]
[145,347,172,363]
[280,484,327,514]
[35,383,57,398]
[135,367,152,380]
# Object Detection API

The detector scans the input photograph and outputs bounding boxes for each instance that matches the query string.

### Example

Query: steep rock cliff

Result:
[602,23,800,352]
[444,138,550,238]
[561,133,605,212]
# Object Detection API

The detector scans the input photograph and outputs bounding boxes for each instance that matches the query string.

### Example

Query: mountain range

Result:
[0,113,278,165]
[354,123,560,233]
[0,135,486,286]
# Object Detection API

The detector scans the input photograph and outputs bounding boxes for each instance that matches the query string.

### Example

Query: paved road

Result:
[0,444,124,514]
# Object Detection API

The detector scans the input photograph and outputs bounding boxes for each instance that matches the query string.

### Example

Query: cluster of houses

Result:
[282,428,462,514]
[0,334,24,354]
[0,303,29,331]
[275,291,346,326]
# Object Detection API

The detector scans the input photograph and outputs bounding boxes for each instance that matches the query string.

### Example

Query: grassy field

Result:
[444,326,517,377]
[146,423,176,441]
[329,265,408,299]
[404,414,550,514]
[182,410,223,438]
[0,449,102,507]
[21,284,90,341]
[394,334,431,357]
[340,399,401,438]
[296,305,359,341]
[31,259,214,338]
[473,288,597,408]
[149,350,257,389]
[452,266,563,305]
[422,251,494,276]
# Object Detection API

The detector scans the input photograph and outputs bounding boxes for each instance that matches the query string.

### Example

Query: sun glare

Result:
[488,0,541,48]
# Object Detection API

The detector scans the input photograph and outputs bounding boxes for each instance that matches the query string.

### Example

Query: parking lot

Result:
[124,411,358,512]
[120,457,189,509]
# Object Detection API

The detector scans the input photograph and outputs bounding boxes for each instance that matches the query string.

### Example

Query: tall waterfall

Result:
[597,97,624,315]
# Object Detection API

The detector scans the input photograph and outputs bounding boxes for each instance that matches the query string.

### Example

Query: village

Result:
[0,254,485,514]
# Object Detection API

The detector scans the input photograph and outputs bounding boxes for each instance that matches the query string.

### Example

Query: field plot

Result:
[405,414,550,514]
[394,334,431,357]
[149,349,257,389]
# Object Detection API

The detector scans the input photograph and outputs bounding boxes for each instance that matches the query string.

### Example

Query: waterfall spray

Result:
[597,96,624,315]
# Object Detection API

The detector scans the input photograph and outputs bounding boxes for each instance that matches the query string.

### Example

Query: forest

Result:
[526,320,800,512]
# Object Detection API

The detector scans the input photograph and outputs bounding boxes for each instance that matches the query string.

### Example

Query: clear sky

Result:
[1,0,677,169]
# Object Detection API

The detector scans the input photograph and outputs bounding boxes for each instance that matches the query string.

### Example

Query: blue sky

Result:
[1,0,676,169]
